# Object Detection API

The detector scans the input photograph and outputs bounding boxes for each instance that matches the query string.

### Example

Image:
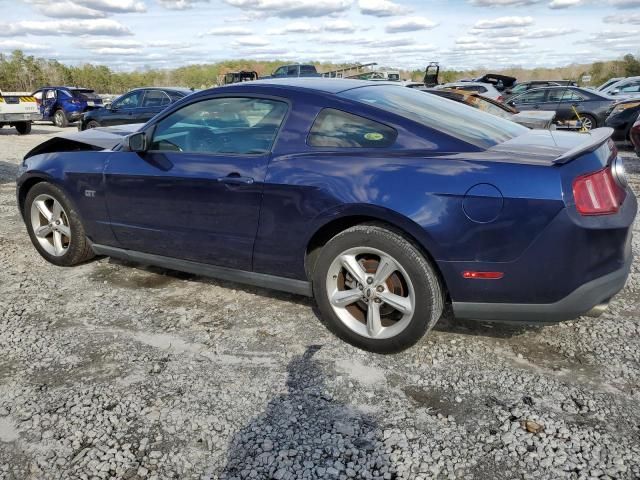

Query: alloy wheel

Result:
[30,194,71,257]
[325,247,415,340]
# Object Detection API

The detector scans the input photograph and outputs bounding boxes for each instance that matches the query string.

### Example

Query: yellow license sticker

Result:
[364,132,384,141]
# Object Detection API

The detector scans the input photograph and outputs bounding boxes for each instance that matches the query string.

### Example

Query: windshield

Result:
[339,85,526,149]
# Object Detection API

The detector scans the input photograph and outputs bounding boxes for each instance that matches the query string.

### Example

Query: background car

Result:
[78,87,192,130]
[506,81,562,97]
[507,86,614,130]
[17,79,636,353]
[32,86,103,127]
[436,82,503,101]
[600,76,640,99]
[605,98,640,145]
[630,113,640,157]
[419,88,556,129]
[596,77,624,92]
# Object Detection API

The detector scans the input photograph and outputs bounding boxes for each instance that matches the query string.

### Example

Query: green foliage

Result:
[1,50,639,93]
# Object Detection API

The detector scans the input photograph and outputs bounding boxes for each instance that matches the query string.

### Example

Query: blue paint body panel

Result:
[17,79,637,320]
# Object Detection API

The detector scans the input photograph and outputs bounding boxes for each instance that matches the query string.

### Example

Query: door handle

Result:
[218,173,254,185]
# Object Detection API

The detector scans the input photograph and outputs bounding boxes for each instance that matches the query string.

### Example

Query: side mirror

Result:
[104,102,112,109]
[610,89,620,95]
[123,132,147,153]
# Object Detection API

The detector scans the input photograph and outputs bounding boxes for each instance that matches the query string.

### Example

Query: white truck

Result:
[0,90,42,134]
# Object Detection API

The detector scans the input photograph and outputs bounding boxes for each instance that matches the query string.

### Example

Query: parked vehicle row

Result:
[17,78,637,352]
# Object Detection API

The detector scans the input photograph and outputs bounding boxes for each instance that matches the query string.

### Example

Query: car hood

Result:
[62,124,142,148]
[24,123,143,160]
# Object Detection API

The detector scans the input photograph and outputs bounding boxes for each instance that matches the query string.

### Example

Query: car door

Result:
[509,89,548,111]
[104,95,289,270]
[544,88,583,123]
[137,89,172,123]
[42,88,57,120]
[105,90,143,126]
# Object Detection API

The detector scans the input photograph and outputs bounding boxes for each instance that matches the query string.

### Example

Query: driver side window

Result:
[113,91,142,110]
[150,97,288,155]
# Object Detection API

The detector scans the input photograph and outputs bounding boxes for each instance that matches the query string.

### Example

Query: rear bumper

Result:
[0,113,41,122]
[453,254,632,322]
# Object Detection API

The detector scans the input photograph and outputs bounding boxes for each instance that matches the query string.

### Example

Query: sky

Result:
[0,0,639,72]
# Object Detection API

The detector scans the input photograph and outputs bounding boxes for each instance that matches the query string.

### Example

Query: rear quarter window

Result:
[308,109,397,148]
[340,85,526,149]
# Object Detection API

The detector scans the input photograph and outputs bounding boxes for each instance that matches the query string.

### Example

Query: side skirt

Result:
[91,244,313,297]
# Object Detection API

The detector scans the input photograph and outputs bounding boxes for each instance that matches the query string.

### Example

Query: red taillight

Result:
[497,96,504,103]
[462,271,504,279]
[572,166,625,216]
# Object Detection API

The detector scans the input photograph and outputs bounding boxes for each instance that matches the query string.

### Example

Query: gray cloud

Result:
[604,13,640,23]
[358,0,409,17]
[548,0,583,8]
[78,0,146,12]
[223,0,352,18]
[609,0,640,7]
[36,2,108,18]
[470,0,541,6]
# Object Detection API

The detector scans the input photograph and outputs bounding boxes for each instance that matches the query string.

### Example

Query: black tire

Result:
[15,122,31,135]
[53,110,68,128]
[580,114,597,131]
[312,224,444,353]
[85,120,101,130]
[24,182,94,267]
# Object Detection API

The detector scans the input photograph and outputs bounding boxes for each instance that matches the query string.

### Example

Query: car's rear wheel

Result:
[24,182,94,266]
[53,110,68,128]
[312,224,444,353]
[86,120,100,129]
[15,122,31,135]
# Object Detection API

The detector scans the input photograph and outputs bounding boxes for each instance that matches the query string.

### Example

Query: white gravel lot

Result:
[0,124,639,480]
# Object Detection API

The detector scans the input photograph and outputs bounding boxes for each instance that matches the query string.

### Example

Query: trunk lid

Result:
[483,128,614,166]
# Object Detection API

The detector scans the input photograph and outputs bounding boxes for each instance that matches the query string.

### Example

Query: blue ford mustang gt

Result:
[16,79,637,353]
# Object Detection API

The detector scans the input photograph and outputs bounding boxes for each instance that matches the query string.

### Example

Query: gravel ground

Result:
[0,124,639,480]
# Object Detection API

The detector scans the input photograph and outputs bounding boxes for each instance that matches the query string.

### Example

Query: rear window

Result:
[339,85,526,149]
[300,65,317,75]
[308,109,397,148]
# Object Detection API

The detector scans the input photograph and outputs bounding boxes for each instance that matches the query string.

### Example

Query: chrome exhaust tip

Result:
[586,303,608,318]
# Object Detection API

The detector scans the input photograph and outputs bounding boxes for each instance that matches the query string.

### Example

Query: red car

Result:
[631,113,640,157]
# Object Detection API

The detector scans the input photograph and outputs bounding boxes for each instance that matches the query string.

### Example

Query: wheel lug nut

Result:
[366,277,373,284]
[374,298,381,304]
[358,285,364,290]
[376,285,384,292]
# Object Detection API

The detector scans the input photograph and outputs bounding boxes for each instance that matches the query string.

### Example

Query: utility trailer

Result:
[0,90,41,134]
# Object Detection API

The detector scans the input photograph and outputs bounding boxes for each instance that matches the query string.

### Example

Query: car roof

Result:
[222,77,389,94]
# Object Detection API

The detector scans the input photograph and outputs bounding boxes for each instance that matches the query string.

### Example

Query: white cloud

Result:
[323,19,356,32]
[385,16,437,33]
[36,2,107,18]
[200,26,254,35]
[82,38,143,48]
[223,0,352,18]
[548,0,583,8]
[0,19,132,36]
[470,0,541,6]
[473,16,534,29]
[233,36,270,46]
[157,0,206,9]
[0,40,49,50]
[604,13,640,24]
[268,21,320,34]
[92,47,142,55]
[524,27,577,37]
[358,0,409,17]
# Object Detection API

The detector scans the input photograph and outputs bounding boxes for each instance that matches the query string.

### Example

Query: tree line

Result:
[1,49,639,94]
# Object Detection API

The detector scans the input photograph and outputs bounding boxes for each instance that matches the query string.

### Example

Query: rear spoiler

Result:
[553,128,614,164]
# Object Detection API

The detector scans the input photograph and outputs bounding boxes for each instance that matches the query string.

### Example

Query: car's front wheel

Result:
[24,182,94,266]
[85,120,100,129]
[313,224,444,353]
